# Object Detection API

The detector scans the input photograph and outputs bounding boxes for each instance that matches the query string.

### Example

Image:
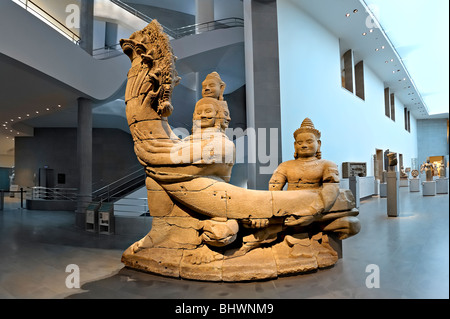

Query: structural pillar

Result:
[196,0,214,23]
[244,0,282,190]
[76,97,92,228]
[80,0,94,54]
[195,0,214,33]
[349,176,360,209]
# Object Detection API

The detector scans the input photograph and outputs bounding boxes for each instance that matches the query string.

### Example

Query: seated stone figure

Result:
[119,20,360,281]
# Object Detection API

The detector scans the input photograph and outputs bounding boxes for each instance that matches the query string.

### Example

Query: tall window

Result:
[341,49,354,93]
[340,47,365,100]
[390,93,395,121]
[384,87,395,121]
[355,61,365,100]
[403,107,411,132]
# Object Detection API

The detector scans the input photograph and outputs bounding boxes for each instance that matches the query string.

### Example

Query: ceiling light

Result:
[58,105,61,107]
[36,111,39,114]
[381,46,385,49]
[353,9,358,13]
[46,108,50,111]
[362,32,367,36]
[385,61,388,63]
[345,13,350,17]
[26,114,30,117]
[390,59,394,62]
[369,29,373,33]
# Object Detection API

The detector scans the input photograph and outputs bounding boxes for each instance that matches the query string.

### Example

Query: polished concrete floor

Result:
[0,184,448,299]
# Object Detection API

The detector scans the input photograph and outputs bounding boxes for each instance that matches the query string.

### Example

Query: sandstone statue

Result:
[119,21,360,281]
[420,160,435,182]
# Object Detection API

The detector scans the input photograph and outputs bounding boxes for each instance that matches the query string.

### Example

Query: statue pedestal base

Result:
[422,181,436,196]
[409,178,420,192]
[436,178,448,194]
[380,183,387,198]
[387,171,399,217]
[121,232,339,282]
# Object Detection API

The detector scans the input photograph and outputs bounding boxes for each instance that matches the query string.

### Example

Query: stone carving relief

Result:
[119,21,361,281]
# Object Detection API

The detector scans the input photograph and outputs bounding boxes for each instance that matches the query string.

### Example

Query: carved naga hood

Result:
[120,20,180,125]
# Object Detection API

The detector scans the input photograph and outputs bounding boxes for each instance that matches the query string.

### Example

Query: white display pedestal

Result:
[380,183,387,198]
[422,181,436,196]
[436,178,448,194]
[399,178,408,187]
[409,178,420,192]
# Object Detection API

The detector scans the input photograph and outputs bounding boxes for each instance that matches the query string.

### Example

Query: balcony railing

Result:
[27,187,78,201]
[11,0,80,44]
[172,17,245,39]
[93,17,245,59]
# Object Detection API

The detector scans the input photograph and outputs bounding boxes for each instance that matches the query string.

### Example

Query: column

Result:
[244,0,282,190]
[80,0,94,54]
[76,98,92,228]
[349,176,360,209]
[196,0,214,33]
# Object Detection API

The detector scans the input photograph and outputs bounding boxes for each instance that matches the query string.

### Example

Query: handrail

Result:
[92,44,124,59]
[172,17,244,38]
[110,0,178,38]
[27,186,78,201]
[92,17,244,59]
[11,0,80,44]
[92,167,145,202]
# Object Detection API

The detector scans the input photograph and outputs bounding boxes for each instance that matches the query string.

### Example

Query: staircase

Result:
[92,167,145,203]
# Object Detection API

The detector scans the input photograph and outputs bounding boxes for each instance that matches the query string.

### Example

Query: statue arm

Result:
[268,164,287,191]
[320,161,340,212]
[320,183,340,212]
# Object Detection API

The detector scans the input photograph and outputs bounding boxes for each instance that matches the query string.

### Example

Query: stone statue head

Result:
[193,97,228,133]
[293,118,322,159]
[202,72,226,101]
[387,152,397,166]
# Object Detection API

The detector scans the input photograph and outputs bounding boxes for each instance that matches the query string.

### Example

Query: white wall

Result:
[276,0,418,177]
[214,0,243,20]
[1,1,129,101]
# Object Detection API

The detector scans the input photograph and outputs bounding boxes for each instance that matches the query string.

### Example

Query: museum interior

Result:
[0,0,448,300]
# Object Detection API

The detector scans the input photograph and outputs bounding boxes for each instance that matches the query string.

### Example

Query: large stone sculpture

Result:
[120,21,360,281]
